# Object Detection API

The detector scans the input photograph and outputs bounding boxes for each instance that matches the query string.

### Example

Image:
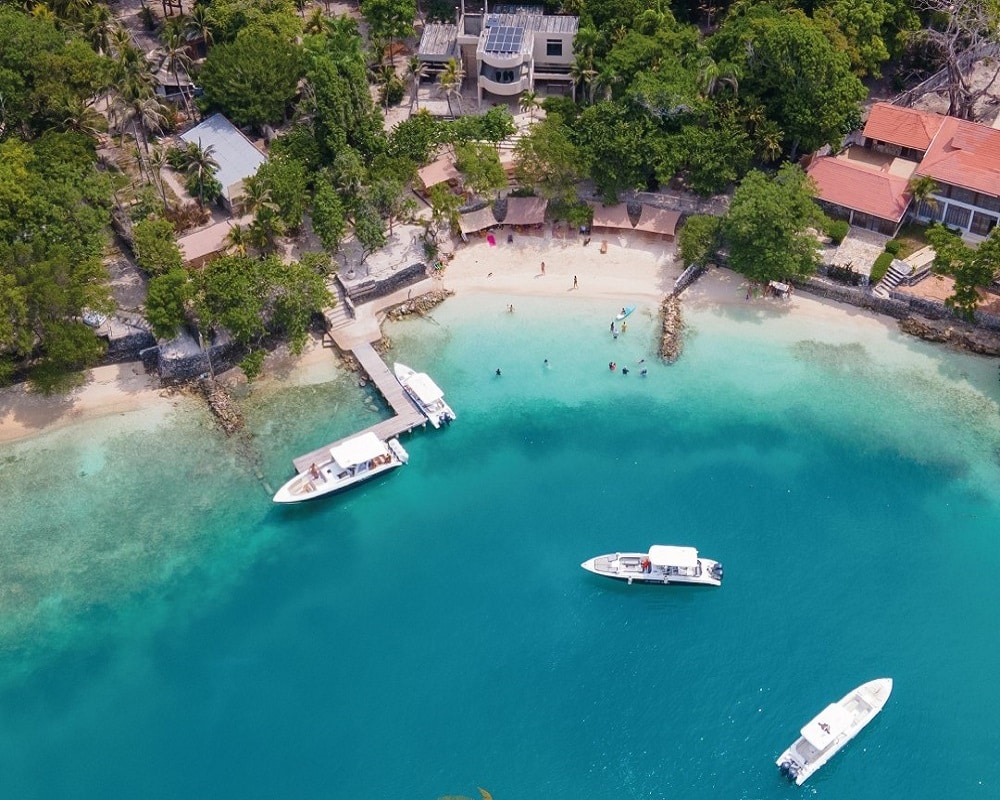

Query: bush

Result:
[885,239,902,255]
[871,251,894,283]
[380,77,405,107]
[826,263,864,286]
[826,219,849,245]
[132,218,183,276]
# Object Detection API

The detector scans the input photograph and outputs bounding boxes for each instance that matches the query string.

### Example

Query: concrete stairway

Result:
[873,258,912,299]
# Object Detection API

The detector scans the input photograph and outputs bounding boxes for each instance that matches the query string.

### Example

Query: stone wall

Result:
[341,262,428,303]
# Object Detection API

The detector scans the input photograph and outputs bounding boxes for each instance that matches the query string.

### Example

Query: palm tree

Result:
[162,31,195,121]
[304,7,326,35]
[60,97,108,138]
[696,55,740,98]
[184,140,220,207]
[238,174,278,219]
[570,56,597,104]
[147,146,171,209]
[437,58,465,118]
[756,121,784,164]
[519,89,540,122]
[111,91,168,156]
[185,5,213,56]
[375,63,397,112]
[907,175,940,218]
[224,223,249,256]
[405,56,426,113]
[81,3,115,54]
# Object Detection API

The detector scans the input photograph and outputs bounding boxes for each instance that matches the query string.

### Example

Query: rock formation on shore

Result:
[899,316,1000,356]
[660,294,684,363]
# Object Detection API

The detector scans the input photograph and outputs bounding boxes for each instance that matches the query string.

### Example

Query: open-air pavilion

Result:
[589,203,634,232]
[502,196,548,227]
[417,156,461,192]
[458,206,500,239]
[634,205,681,240]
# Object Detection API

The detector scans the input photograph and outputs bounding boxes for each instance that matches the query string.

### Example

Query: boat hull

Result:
[581,551,723,586]
[776,678,893,785]
[394,363,456,429]
[273,437,408,504]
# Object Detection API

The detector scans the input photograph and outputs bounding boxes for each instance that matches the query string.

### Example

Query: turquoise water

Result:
[1,291,999,798]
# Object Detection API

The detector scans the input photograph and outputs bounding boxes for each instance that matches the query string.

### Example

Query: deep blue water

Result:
[0,292,998,799]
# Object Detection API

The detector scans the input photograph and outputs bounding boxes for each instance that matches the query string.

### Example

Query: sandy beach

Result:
[0,227,899,446]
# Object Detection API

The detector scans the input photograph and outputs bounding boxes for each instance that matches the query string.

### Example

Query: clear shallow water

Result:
[0,293,999,799]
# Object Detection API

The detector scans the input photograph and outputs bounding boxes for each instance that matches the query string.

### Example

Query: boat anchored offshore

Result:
[776,678,893,785]
[580,546,723,586]
[393,363,456,429]
[273,432,408,503]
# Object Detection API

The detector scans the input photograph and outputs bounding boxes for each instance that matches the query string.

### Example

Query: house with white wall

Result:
[418,3,577,109]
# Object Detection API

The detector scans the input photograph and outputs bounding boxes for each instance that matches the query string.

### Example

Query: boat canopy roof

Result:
[330,432,387,466]
[406,371,444,405]
[801,703,852,750]
[648,545,699,568]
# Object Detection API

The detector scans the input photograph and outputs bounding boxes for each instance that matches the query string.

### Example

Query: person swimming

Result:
[495,368,502,376]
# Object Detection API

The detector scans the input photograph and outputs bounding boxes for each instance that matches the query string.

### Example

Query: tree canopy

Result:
[721,164,826,284]
[926,224,1000,321]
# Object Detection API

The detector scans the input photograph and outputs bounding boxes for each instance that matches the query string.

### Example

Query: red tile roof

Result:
[863,103,946,153]
[916,116,1000,197]
[806,157,911,222]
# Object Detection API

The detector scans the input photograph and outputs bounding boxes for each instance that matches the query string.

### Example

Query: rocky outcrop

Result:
[382,289,454,321]
[659,295,684,363]
[898,316,1000,356]
[198,376,244,435]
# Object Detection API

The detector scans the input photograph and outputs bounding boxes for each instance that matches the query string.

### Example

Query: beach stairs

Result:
[872,258,912,299]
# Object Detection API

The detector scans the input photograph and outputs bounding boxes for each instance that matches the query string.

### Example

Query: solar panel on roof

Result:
[484,25,524,54]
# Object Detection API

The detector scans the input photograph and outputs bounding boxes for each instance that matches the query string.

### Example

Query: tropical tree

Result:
[454,142,506,199]
[405,55,426,112]
[513,112,584,204]
[721,165,827,284]
[224,223,250,256]
[519,89,541,122]
[678,214,721,267]
[360,0,416,66]
[145,268,190,340]
[183,140,220,207]
[695,54,740,98]
[570,55,598,104]
[436,57,465,118]
[162,29,196,120]
[311,181,348,254]
[926,223,1000,320]
[907,174,940,217]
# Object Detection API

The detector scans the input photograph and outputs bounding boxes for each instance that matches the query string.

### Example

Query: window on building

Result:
[970,211,998,236]
[546,39,562,57]
[917,200,942,221]
[943,203,971,229]
[949,186,976,205]
[976,193,1000,212]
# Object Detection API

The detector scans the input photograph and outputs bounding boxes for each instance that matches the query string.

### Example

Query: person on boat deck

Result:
[309,463,320,479]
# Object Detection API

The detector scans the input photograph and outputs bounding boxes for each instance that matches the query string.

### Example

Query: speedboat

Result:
[394,363,456,428]
[580,546,723,586]
[776,678,893,785]
[273,432,408,503]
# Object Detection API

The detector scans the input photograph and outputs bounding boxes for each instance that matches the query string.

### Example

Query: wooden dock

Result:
[290,342,428,475]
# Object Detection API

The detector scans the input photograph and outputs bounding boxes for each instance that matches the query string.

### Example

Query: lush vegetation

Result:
[2,0,997,389]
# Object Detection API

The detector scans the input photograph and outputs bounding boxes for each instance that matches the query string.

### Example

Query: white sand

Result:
[0,228,900,445]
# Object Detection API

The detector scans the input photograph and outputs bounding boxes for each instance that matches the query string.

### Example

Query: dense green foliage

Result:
[721,165,826,283]
[926,224,1000,321]
[198,29,305,130]
[132,218,183,276]
[678,215,722,267]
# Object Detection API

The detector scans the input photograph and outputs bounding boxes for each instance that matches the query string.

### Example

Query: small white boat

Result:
[273,432,408,504]
[580,546,723,586]
[776,678,893,785]
[394,363,456,428]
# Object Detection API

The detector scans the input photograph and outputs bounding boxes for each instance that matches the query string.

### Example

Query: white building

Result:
[418,3,578,108]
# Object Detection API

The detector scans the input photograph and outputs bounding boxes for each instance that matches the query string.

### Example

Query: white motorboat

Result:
[393,363,456,428]
[580,546,723,586]
[776,678,893,785]
[273,432,408,504]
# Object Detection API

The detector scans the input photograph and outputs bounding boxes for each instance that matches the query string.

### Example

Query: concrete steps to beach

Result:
[873,258,912,299]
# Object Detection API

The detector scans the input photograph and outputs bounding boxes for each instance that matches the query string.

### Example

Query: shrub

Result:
[826,219,849,245]
[380,77,405,107]
[871,251,894,283]
[826,263,864,286]
[132,218,183,276]
[885,239,902,255]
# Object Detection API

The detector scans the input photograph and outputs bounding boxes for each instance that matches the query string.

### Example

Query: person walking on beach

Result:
[573,275,578,289]
[541,261,545,275]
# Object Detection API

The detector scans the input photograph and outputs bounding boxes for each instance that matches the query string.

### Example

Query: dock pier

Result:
[290,277,441,475]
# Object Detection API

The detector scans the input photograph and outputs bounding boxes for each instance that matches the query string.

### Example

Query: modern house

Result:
[179,113,267,212]
[418,2,578,108]
[807,103,1000,241]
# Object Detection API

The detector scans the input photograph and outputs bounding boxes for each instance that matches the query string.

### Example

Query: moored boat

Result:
[776,678,893,785]
[393,363,456,429]
[580,545,723,586]
[273,432,408,504]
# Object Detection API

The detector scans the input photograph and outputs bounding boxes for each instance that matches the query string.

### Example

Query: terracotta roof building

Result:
[807,103,1000,240]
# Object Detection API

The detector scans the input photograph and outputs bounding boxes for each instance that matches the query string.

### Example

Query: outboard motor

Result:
[779,761,790,776]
